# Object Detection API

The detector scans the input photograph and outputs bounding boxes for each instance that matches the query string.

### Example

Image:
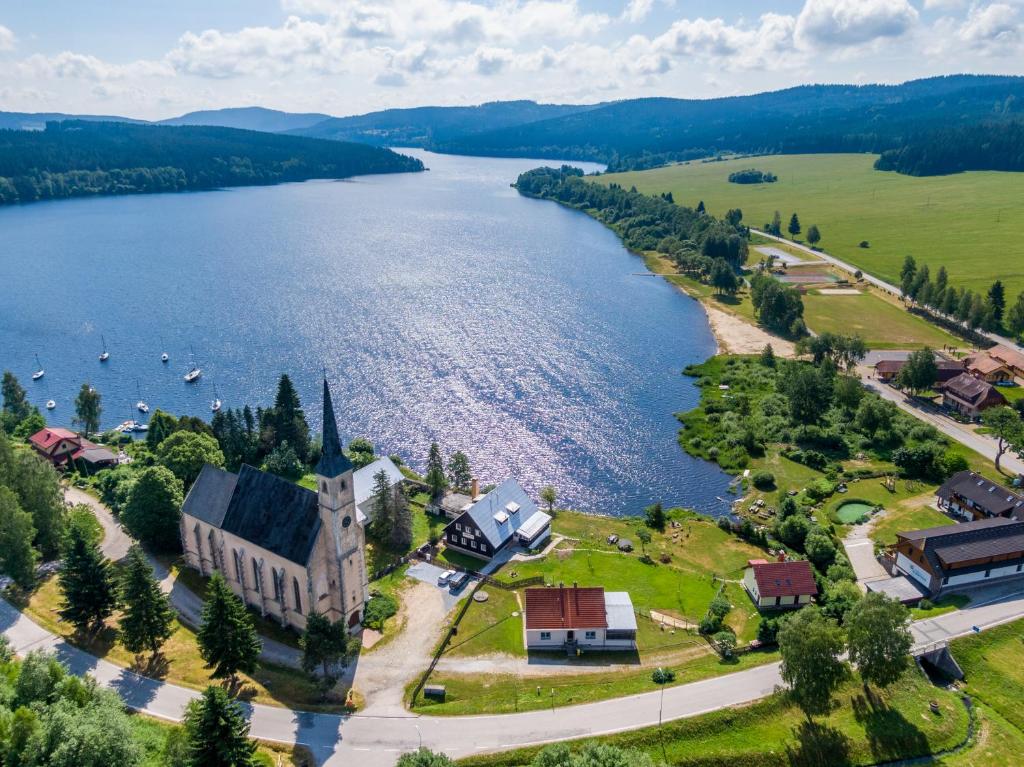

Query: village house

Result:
[988,344,1024,380]
[743,559,817,610]
[443,478,551,561]
[940,373,1007,418]
[523,586,637,651]
[178,379,372,632]
[936,470,1024,521]
[29,427,117,472]
[964,353,1013,384]
[891,517,1024,596]
[430,479,479,520]
[874,358,963,385]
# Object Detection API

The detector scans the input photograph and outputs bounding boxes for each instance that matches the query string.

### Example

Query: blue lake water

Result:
[0,150,730,515]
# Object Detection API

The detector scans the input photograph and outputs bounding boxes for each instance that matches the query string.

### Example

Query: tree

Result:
[425,442,447,499]
[846,592,912,688]
[982,406,1023,474]
[770,210,782,236]
[540,485,557,515]
[778,606,847,717]
[301,612,350,680]
[709,258,739,295]
[121,466,184,552]
[895,348,938,396]
[347,437,375,469]
[157,430,225,489]
[369,468,394,541]
[183,686,257,767]
[821,579,863,623]
[73,383,102,437]
[197,572,261,683]
[988,279,1006,325]
[759,344,777,368]
[146,409,178,449]
[261,440,303,479]
[779,364,833,426]
[0,436,66,558]
[774,513,810,550]
[696,200,705,214]
[264,373,310,463]
[804,530,837,569]
[635,527,652,556]
[390,481,413,550]
[787,212,801,237]
[0,486,38,589]
[899,255,917,297]
[1008,291,1024,338]
[396,749,456,767]
[119,544,175,658]
[806,224,821,246]
[833,375,864,413]
[59,522,117,633]
[643,502,666,531]
[2,370,31,424]
[446,450,472,491]
[724,208,743,226]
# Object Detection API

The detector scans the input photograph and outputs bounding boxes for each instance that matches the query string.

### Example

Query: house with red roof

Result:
[743,559,818,610]
[523,586,636,651]
[28,427,116,471]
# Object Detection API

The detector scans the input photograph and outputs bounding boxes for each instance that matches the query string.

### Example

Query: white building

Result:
[523,586,637,651]
[743,559,818,610]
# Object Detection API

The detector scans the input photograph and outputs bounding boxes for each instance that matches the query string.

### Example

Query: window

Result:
[480,543,488,553]
[942,576,949,585]
[470,541,477,549]
[455,523,462,531]
[252,559,261,593]
[272,569,283,603]
[585,631,596,640]
[293,578,303,614]
[208,530,218,570]
[193,527,203,561]
[461,537,467,546]
[233,550,244,585]
[540,632,551,640]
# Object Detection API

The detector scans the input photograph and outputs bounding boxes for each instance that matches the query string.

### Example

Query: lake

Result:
[0,150,731,515]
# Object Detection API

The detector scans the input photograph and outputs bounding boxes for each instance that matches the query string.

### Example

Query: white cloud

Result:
[623,0,655,23]
[19,52,172,81]
[958,2,1021,51]
[795,0,919,48]
[0,24,15,52]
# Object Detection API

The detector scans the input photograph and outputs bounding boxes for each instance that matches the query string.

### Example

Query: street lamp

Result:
[414,723,422,750]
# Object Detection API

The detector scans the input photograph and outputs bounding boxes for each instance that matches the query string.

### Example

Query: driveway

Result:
[405,561,467,612]
[842,522,889,591]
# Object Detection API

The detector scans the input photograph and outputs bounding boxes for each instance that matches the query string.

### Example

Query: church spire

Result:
[316,377,353,478]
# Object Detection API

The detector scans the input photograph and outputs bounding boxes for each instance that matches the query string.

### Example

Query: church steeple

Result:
[316,378,353,478]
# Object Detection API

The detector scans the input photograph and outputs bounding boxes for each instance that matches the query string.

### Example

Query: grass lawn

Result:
[132,714,311,767]
[939,704,1024,767]
[456,669,968,766]
[803,291,961,349]
[949,617,1024,735]
[910,593,971,620]
[868,495,951,546]
[444,588,524,658]
[21,573,341,713]
[599,153,1024,297]
[412,646,780,716]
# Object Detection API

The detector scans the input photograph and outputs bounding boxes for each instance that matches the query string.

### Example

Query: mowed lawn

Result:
[803,291,961,349]
[600,153,1024,297]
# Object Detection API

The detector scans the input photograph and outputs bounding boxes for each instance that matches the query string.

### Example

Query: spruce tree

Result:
[390,482,413,550]
[269,374,309,462]
[988,279,1006,325]
[425,442,447,498]
[1,371,31,423]
[787,212,801,237]
[59,522,117,633]
[183,686,257,767]
[368,468,394,542]
[119,544,176,657]
[197,572,261,684]
[446,451,472,491]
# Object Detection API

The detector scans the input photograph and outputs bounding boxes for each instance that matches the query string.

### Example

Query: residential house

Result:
[28,427,116,471]
[352,456,406,524]
[443,479,551,561]
[891,517,1024,596]
[965,353,1013,384]
[989,345,1024,380]
[743,559,818,610]
[874,358,963,385]
[936,470,1024,521]
[941,373,1007,418]
[523,586,637,651]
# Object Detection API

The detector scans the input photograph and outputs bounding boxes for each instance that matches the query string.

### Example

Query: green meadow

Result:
[600,154,1024,297]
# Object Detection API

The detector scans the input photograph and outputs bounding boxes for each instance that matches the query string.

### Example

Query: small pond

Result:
[836,501,876,524]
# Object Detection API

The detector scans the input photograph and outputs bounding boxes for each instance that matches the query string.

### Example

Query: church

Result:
[179,379,378,632]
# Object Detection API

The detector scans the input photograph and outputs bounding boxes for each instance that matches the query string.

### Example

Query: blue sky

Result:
[0,0,1021,119]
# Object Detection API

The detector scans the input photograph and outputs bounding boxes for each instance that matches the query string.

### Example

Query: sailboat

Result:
[135,379,149,413]
[32,354,45,381]
[99,335,110,362]
[160,336,169,363]
[210,382,222,413]
[183,345,202,383]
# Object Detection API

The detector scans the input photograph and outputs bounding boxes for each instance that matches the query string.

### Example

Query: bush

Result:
[918,598,934,611]
[757,616,781,645]
[651,667,676,684]
[362,594,398,631]
[712,630,737,658]
[805,478,836,502]
[751,470,775,490]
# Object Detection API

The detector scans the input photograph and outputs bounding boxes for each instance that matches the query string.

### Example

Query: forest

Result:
[0,120,424,205]
[874,121,1024,176]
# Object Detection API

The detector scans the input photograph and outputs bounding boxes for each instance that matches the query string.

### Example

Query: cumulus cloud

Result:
[19,51,172,81]
[957,2,1021,52]
[0,24,15,52]
[795,0,919,48]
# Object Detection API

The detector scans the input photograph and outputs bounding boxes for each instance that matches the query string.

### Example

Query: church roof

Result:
[316,377,353,478]
[182,463,322,566]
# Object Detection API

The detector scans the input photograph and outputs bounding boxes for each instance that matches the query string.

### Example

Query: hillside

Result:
[0,111,143,131]
[159,106,331,133]
[0,120,424,205]
[435,76,1024,170]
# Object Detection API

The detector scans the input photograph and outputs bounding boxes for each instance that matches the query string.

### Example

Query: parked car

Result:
[448,571,469,591]
[437,569,455,586]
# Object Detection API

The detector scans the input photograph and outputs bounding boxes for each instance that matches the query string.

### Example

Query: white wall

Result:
[896,552,934,590]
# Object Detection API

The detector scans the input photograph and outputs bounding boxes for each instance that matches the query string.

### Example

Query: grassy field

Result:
[869,495,951,546]
[456,669,969,766]
[600,153,1024,297]
[802,291,961,349]
[444,587,524,658]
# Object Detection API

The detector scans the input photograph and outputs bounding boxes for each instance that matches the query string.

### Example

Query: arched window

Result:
[233,550,244,585]
[272,569,282,602]
[321,481,328,493]
[193,525,203,562]
[293,577,303,615]
[208,530,218,570]
[252,559,262,593]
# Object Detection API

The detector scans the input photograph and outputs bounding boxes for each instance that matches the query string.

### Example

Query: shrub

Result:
[651,667,676,684]
[712,630,737,659]
[858,242,869,249]
[752,470,776,490]
[362,594,398,630]
[699,614,723,635]
[805,478,836,501]
[918,598,934,611]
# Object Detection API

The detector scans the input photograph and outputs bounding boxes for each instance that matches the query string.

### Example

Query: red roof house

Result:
[744,560,818,610]
[523,586,637,651]
[29,427,116,470]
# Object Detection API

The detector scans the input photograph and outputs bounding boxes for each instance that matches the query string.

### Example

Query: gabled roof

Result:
[898,515,1018,542]
[182,464,240,529]
[990,344,1024,371]
[967,355,1009,376]
[524,586,607,630]
[29,427,78,452]
[943,373,1005,406]
[315,378,353,478]
[449,478,544,550]
[898,516,1024,573]
[750,560,818,598]
[936,471,1024,517]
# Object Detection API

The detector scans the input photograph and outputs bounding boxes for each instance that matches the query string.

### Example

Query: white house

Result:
[743,559,817,610]
[523,586,637,651]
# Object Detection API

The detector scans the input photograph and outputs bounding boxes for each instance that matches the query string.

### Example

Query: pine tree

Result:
[988,279,1006,325]
[390,482,413,550]
[425,442,447,498]
[59,522,117,633]
[787,212,801,237]
[119,544,176,657]
[446,451,472,491]
[368,468,394,542]
[2,371,31,423]
[183,686,257,767]
[197,572,261,683]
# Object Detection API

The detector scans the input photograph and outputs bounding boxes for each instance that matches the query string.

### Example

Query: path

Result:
[65,486,301,669]
[7,580,1024,766]
[842,516,890,592]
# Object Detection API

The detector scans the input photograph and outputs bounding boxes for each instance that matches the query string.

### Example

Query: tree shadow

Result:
[786,720,853,767]
[851,685,931,762]
[130,652,169,679]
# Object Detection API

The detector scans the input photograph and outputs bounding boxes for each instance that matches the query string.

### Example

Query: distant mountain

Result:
[0,111,143,131]
[0,121,424,206]
[159,106,332,133]
[432,75,1024,171]
[290,100,603,147]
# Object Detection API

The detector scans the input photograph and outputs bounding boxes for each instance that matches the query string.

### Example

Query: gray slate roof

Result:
[900,516,1024,575]
[936,471,1024,517]
[182,464,239,528]
[456,479,544,550]
[316,378,353,478]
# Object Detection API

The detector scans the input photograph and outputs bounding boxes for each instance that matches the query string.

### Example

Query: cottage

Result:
[29,427,117,471]
[941,373,1007,418]
[936,470,1024,521]
[988,345,1024,380]
[964,353,1013,384]
[523,586,637,651]
[892,517,1024,596]
[443,479,551,561]
[743,559,817,609]
[178,380,369,633]
[874,358,963,384]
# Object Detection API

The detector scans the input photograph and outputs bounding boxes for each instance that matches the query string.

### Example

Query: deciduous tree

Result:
[122,466,184,552]
[157,430,225,489]
[846,592,912,688]
[778,606,847,717]
[895,348,938,396]
[73,383,102,437]
[301,612,350,680]
[446,450,472,491]
[806,224,821,246]
[0,486,38,589]
[0,436,66,559]
[540,485,557,515]
[2,370,31,424]
[982,406,1023,474]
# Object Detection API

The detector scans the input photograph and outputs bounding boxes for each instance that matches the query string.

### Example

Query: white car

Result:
[438,569,456,586]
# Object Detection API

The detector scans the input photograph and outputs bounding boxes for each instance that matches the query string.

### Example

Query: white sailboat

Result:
[32,354,45,381]
[184,345,202,383]
[135,379,149,413]
[160,336,169,363]
[210,382,222,413]
[99,335,110,362]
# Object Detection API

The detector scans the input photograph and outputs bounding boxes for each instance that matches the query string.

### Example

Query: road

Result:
[6,582,1024,766]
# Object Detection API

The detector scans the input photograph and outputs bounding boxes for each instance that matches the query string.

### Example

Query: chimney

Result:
[470,477,479,499]
[777,552,786,563]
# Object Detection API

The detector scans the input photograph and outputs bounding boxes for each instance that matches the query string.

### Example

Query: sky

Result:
[0,0,1022,120]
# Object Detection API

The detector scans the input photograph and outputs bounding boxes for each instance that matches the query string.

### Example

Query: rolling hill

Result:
[159,106,332,133]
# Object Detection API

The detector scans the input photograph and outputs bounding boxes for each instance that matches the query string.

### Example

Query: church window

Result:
[193,527,203,562]
[252,559,262,593]
[233,550,244,585]
[272,569,282,602]
[321,482,328,493]
[208,530,218,570]
[340,480,346,489]
[293,578,303,614]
